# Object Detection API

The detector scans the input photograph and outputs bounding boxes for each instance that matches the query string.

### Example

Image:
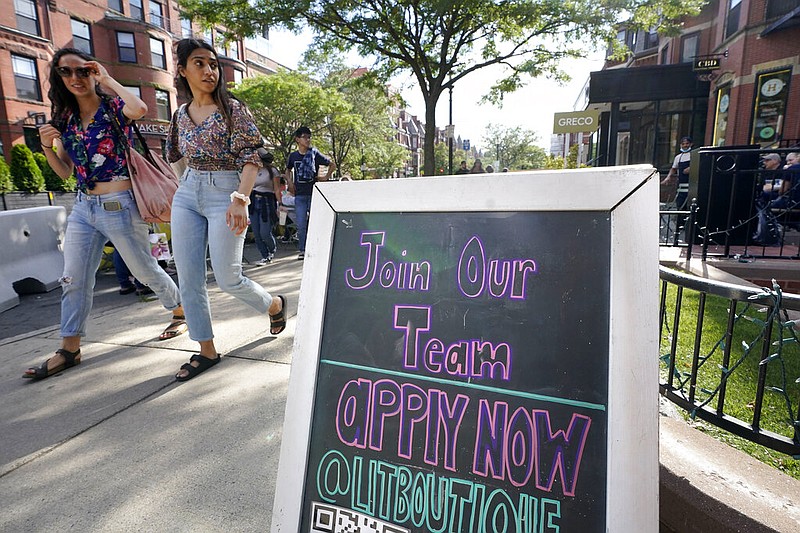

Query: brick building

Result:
[585,0,800,174]
[1,0,281,161]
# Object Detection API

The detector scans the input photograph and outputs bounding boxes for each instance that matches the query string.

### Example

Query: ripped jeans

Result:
[60,190,181,338]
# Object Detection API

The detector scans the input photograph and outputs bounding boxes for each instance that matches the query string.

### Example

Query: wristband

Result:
[42,144,53,149]
[230,191,251,206]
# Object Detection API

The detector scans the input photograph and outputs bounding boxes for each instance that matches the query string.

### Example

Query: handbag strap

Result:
[105,96,160,169]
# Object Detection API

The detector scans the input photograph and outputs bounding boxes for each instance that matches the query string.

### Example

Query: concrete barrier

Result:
[0,206,66,313]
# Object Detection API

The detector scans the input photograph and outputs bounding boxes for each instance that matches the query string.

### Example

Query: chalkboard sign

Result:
[273,167,659,533]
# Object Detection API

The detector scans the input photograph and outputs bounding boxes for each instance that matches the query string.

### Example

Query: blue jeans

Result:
[111,248,145,289]
[251,193,277,258]
[61,190,181,337]
[295,194,312,252]
[171,169,275,342]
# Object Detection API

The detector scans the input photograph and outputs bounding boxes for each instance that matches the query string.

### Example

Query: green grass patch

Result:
[660,283,800,479]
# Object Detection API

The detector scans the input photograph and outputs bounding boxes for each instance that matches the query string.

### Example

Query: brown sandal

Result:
[23,348,82,380]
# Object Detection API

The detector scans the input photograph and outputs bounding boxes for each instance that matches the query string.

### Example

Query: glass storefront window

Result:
[713,86,731,146]
[750,69,791,146]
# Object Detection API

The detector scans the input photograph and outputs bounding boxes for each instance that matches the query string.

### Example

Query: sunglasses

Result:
[56,66,92,79]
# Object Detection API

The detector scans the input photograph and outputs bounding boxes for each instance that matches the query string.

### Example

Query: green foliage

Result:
[0,156,12,192]
[33,151,76,192]
[231,71,349,168]
[481,123,547,170]
[180,0,705,176]
[10,144,45,193]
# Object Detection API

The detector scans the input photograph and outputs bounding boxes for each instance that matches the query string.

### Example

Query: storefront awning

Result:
[588,63,710,104]
[760,6,800,37]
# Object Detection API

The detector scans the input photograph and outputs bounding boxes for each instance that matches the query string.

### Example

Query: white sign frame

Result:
[272,165,659,532]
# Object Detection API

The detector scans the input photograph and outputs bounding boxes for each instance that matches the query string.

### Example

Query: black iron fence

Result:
[660,145,800,259]
[659,265,800,455]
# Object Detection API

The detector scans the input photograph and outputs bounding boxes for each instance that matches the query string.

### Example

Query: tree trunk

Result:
[422,91,441,177]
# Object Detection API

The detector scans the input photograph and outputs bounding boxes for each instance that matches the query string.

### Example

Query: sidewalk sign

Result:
[272,166,659,532]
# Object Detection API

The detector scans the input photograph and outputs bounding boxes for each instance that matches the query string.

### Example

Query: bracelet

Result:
[42,144,53,149]
[230,191,251,206]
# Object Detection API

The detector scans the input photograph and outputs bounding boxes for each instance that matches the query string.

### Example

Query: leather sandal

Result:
[269,295,287,335]
[175,353,220,382]
[23,348,81,380]
[159,315,188,340]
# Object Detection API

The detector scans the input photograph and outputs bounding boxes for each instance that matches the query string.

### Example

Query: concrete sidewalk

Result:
[0,242,300,532]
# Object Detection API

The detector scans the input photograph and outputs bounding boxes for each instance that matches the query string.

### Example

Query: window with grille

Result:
[149,1,164,29]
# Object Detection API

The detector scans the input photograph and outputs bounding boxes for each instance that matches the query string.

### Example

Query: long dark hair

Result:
[47,48,108,131]
[175,38,239,132]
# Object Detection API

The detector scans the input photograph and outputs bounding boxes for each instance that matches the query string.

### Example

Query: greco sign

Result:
[553,110,600,134]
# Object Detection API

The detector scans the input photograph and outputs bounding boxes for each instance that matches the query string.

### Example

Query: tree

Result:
[180,0,705,176]
[231,71,349,169]
[33,151,76,192]
[0,156,12,192]
[481,123,547,170]
[10,144,45,193]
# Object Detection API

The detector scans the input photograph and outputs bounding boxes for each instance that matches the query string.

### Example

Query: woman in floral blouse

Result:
[166,39,286,382]
[24,48,186,381]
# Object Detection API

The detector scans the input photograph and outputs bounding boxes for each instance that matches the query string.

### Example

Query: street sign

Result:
[463,139,470,151]
[553,110,600,134]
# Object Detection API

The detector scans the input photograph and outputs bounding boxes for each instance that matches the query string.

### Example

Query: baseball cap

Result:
[762,153,781,163]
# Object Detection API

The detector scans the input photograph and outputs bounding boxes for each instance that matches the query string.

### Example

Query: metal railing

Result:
[659,265,800,455]
[659,146,800,260]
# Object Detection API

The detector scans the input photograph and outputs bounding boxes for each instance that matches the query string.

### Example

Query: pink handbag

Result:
[109,114,179,223]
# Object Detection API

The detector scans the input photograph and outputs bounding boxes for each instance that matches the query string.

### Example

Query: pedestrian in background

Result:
[166,38,286,382]
[250,150,281,265]
[285,126,336,260]
[455,160,470,174]
[24,48,187,381]
[661,136,693,209]
[470,159,485,173]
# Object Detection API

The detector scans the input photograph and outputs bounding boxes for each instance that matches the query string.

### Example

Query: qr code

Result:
[310,502,409,533]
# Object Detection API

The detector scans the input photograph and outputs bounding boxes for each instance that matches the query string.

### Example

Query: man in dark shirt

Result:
[285,126,337,260]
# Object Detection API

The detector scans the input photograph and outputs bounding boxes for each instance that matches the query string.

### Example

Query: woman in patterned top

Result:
[24,48,186,381]
[167,39,286,382]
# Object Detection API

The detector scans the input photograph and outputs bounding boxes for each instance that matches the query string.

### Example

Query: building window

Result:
[12,54,41,101]
[108,0,122,12]
[713,86,731,146]
[155,89,170,120]
[261,25,270,40]
[130,0,143,21]
[203,28,213,46]
[726,0,742,38]
[117,32,137,63]
[643,29,659,50]
[233,69,243,85]
[15,0,39,36]
[181,17,193,38]
[123,86,141,99]
[150,37,166,69]
[768,0,798,19]
[149,1,164,29]
[680,32,699,63]
[229,40,239,60]
[660,45,670,65]
[214,30,226,56]
[750,69,792,146]
[71,19,92,55]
